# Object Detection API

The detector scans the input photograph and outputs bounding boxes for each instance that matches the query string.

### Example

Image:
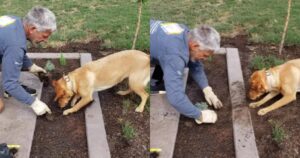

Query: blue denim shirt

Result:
[150,20,209,119]
[0,15,34,105]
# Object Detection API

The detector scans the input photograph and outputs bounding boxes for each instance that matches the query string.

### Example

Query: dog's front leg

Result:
[63,95,93,115]
[71,94,81,107]
[249,91,279,108]
[258,95,296,116]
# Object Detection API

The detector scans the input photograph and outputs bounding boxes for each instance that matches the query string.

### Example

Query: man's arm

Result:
[188,61,223,109]
[22,53,33,69]
[2,47,35,105]
[162,55,201,119]
[188,61,209,90]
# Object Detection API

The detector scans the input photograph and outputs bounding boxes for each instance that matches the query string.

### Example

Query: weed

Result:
[122,121,136,140]
[250,55,284,70]
[269,120,286,144]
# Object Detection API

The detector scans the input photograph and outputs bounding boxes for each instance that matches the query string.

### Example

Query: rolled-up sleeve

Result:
[2,46,35,105]
[188,61,209,90]
[162,55,200,119]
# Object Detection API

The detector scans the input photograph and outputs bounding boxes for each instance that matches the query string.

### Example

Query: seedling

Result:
[269,120,286,144]
[122,121,136,140]
[195,102,208,110]
[207,56,213,62]
[44,60,55,72]
[122,99,131,113]
[250,55,284,70]
[59,53,67,66]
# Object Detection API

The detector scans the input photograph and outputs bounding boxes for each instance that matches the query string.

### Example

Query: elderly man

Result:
[150,20,223,124]
[0,6,56,115]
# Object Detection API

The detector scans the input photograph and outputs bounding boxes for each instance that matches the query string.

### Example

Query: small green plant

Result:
[44,60,55,72]
[250,55,285,70]
[122,121,136,140]
[269,120,286,144]
[195,102,208,110]
[59,53,67,66]
[122,99,131,112]
[207,56,213,62]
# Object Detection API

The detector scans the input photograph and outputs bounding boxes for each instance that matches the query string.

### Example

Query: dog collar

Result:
[63,75,74,93]
[265,70,275,91]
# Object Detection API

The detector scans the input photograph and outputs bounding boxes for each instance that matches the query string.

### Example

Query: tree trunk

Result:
[132,0,143,50]
[279,0,292,55]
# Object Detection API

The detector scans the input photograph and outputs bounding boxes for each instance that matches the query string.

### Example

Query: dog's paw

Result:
[63,109,72,115]
[135,106,144,113]
[249,102,259,108]
[258,108,268,116]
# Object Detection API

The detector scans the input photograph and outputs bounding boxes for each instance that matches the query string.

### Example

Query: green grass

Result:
[149,0,300,45]
[0,0,149,50]
[250,55,285,70]
[269,120,287,144]
[122,121,136,140]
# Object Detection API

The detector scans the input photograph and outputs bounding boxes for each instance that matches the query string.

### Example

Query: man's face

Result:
[27,26,52,43]
[189,41,213,62]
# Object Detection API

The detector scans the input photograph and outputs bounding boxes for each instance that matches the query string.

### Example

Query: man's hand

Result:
[29,63,46,73]
[195,109,217,124]
[203,86,223,109]
[30,98,51,115]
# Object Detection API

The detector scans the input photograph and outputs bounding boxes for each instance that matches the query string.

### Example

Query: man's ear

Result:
[188,40,199,51]
[28,25,37,34]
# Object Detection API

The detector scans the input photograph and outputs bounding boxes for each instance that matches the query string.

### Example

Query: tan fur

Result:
[52,50,150,115]
[248,59,300,115]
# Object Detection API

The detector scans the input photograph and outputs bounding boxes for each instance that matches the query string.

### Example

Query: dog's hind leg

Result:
[249,91,280,108]
[117,89,132,96]
[130,67,150,113]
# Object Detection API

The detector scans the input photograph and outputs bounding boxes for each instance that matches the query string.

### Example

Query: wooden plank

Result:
[150,68,189,158]
[80,53,111,158]
[27,53,80,59]
[226,48,259,158]
[0,72,42,158]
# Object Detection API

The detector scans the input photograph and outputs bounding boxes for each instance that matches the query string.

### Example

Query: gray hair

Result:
[23,6,57,32]
[189,25,220,52]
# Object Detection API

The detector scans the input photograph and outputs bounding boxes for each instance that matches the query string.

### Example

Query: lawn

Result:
[149,0,300,45]
[0,0,150,50]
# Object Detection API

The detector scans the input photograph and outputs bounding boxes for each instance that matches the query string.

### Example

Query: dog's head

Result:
[52,77,74,108]
[248,70,268,100]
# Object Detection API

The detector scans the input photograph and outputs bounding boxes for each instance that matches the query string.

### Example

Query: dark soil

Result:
[99,81,150,158]
[173,55,234,157]
[30,59,88,158]
[223,35,300,158]
[28,41,150,158]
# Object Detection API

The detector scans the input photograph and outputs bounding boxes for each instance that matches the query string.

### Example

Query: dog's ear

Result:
[54,89,65,102]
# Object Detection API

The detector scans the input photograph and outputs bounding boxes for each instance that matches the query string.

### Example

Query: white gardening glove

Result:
[195,109,217,124]
[203,86,223,109]
[29,63,47,73]
[30,98,52,115]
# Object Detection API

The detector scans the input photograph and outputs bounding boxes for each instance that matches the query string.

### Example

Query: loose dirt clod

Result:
[45,113,54,121]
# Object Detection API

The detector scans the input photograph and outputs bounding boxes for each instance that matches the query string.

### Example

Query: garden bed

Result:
[173,55,234,157]
[29,42,149,157]
[223,35,300,158]
[30,59,88,157]
[99,81,150,158]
